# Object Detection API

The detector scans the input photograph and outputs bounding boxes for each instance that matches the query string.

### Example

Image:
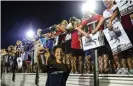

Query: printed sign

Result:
[115,0,133,16]
[103,18,132,54]
[82,31,105,51]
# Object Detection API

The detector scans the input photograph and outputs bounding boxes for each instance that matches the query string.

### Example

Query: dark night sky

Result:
[1,1,106,49]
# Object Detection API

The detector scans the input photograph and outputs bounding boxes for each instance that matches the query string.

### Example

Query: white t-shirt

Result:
[103,5,118,19]
[103,5,119,28]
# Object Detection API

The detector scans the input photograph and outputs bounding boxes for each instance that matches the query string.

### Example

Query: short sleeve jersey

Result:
[71,30,81,49]
[81,14,103,33]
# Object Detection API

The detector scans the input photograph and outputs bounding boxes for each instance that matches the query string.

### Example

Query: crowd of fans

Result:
[1,0,133,75]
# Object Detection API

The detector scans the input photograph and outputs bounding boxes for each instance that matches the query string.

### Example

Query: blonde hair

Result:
[75,19,81,24]
[61,20,68,25]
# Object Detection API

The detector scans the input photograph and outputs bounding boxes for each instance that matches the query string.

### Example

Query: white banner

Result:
[115,0,133,16]
[103,19,132,54]
[82,31,105,51]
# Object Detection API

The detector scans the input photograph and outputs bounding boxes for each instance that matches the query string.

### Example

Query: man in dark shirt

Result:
[38,45,71,86]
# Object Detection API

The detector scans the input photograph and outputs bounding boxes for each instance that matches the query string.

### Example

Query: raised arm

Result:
[92,17,105,34]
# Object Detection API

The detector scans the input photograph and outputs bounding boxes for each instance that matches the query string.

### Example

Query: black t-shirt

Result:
[40,60,71,86]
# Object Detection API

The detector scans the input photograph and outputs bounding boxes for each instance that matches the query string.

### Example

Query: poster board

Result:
[115,0,133,16]
[82,31,105,51]
[82,21,105,51]
[103,18,132,54]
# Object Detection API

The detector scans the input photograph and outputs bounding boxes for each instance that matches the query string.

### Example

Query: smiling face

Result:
[54,48,64,61]
[103,0,113,8]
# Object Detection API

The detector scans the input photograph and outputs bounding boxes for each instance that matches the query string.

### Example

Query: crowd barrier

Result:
[1,73,133,86]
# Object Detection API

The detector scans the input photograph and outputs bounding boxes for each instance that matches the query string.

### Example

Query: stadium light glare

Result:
[26,29,35,38]
[82,0,97,13]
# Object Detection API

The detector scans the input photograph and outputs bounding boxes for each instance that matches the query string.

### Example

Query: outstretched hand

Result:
[92,29,97,35]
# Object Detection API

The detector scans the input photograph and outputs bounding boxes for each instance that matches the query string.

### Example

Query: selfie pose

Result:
[37,45,71,86]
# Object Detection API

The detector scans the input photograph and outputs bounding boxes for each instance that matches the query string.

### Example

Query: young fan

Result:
[38,45,71,86]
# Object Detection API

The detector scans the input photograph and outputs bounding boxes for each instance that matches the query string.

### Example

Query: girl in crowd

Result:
[91,0,121,73]
[56,20,68,64]
[120,12,133,74]
[38,45,71,86]
[65,17,76,73]
[71,19,84,73]
[76,8,110,73]
[92,0,133,74]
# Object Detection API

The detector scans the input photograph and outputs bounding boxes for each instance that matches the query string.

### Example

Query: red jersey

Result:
[56,28,64,35]
[81,14,103,33]
[71,30,81,49]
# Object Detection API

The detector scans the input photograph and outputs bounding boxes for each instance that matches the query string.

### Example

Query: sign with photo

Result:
[115,0,133,16]
[103,18,132,54]
[82,31,105,51]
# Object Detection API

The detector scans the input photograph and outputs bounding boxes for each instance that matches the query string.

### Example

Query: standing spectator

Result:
[71,19,84,73]
[120,13,133,74]
[38,45,71,86]
[92,0,122,73]
[76,8,110,73]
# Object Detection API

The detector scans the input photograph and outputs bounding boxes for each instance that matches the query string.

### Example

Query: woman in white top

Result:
[92,0,122,74]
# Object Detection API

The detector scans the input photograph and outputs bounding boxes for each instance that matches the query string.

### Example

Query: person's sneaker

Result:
[129,69,133,74]
[116,68,122,74]
[121,68,129,74]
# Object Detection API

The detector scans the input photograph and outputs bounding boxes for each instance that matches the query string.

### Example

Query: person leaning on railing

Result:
[92,0,131,74]
[75,8,110,73]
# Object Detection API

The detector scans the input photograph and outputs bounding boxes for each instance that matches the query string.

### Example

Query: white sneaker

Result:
[116,68,122,74]
[121,68,129,74]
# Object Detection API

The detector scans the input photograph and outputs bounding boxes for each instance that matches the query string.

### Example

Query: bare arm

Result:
[110,8,119,23]
[76,25,86,34]
[95,17,105,31]
[76,25,90,37]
